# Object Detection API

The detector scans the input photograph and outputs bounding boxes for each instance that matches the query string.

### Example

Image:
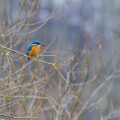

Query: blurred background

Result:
[0,0,120,120]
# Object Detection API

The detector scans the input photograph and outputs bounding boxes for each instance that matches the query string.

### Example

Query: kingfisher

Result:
[25,41,45,60]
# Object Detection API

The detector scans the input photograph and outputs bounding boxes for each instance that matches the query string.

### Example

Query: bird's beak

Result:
[41,44,46,46]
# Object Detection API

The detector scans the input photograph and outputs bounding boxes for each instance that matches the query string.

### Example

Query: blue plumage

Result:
[32,41,41,45]
[25,41,46,59]
[26,41,40,55]
[25,44,33,55]
[32,41,45,46]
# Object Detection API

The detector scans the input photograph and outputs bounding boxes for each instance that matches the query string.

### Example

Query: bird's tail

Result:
[27,57,30,60]
[26,55,30,60]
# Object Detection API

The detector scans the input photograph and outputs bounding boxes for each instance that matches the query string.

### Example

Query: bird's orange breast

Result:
[29,45,41,57]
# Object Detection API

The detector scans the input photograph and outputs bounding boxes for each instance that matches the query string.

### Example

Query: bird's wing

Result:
[25,45,33,55]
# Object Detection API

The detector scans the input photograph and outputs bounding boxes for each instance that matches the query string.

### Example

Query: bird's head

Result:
[32,41,46,46]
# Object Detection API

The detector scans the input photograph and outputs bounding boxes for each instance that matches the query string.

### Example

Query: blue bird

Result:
[25,41,45,60]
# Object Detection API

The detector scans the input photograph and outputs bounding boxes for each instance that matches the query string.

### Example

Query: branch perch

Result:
[0,44,69,87]
[0,44,55,67]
